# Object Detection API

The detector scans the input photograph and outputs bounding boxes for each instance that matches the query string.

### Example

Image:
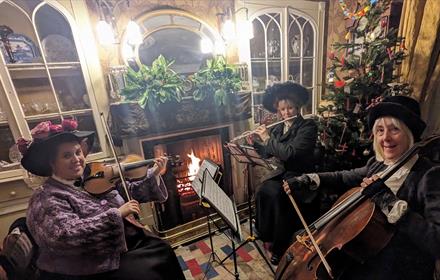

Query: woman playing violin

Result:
[249,82,319,265]
[284,96,440,279]
[19,120,184,280]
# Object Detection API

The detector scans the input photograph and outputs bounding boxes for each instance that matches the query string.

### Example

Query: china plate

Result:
[41,34,78,62]
[1,33,40,63]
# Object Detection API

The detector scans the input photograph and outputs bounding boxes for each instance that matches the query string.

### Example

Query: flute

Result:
[230,115,297,142]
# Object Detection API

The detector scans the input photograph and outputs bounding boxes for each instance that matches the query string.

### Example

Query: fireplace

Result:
[141,126,232,230]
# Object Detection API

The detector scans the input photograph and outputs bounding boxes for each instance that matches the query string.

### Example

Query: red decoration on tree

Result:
[335,80,346,88]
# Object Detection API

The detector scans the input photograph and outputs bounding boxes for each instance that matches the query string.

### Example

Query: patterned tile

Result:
[174,221,274,279]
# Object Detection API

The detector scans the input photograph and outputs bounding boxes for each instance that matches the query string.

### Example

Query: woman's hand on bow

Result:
[118,200,140,218]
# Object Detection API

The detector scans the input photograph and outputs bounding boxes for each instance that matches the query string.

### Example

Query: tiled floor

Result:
[174,222,275,280]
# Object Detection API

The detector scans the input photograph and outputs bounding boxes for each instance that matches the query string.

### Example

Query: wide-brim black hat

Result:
[263,82,309,113]
[21,131,94,177]
[368,95,426,140]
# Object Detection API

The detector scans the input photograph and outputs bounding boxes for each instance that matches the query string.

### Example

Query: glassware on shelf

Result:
[9,144,22,163]
[23,171,46,190]
[0,106,6,121]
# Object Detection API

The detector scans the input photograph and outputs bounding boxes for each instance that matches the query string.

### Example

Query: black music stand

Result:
[198,168,241,280]
[223,142,276,274]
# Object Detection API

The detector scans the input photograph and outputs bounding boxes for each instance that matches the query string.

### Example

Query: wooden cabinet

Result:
[0,177,33,240]
[0,1,107,178]
[0,0,108,238]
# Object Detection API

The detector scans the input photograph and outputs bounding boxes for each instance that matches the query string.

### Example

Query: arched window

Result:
[240,1,325,115]
[122,10,223,76]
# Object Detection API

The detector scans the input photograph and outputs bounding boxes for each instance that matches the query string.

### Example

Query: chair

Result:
[0,217,39,280]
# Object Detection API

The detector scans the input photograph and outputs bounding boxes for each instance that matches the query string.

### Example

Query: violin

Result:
[83,154,181,195]
[275,134,440,279]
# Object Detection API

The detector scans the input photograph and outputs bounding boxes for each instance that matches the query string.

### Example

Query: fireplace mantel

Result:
[109,91,251,138]
[110,92,252,245]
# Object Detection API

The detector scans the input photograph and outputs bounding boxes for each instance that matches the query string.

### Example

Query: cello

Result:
[275,134,440,279]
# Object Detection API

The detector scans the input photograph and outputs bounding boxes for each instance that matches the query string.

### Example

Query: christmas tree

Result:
[316,0,410,171]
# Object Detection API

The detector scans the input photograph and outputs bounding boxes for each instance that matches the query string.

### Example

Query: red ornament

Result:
[334,80,346,88]
[328,51,335,60]
[381,18,388,28]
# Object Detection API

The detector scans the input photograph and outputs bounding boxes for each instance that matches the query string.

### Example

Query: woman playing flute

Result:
[248,82,319,265]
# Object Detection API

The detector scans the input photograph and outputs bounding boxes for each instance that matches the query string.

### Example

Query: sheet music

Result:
[202,173,240,238]
[226,142,274,170]
[225,142,252,164]
[191,159,219,198]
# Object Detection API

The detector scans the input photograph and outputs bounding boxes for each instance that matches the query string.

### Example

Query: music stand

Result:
[200,168,242,280]
[223,142,276,274]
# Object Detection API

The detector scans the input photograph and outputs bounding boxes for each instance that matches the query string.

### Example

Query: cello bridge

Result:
[296,234,313,251]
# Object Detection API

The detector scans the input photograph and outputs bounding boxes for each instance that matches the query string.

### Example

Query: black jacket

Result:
[318,157,440,280]
[254,115,318,176]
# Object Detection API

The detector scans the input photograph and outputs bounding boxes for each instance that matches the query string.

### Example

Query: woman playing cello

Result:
[19,119,185,279]
[284,96,440,279]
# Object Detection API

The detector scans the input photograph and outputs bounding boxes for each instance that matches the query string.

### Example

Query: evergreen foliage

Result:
[192,55,241,106]
[121,55,183,111]
[317,0,410,171]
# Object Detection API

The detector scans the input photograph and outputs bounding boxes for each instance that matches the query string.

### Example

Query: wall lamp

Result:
[95,0,142,46]
[217,7,254,42]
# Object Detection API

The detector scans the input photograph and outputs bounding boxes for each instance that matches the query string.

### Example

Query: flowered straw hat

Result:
[18,119,94,176]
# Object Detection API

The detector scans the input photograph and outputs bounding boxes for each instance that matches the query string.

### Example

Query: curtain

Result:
[399,0,440,136]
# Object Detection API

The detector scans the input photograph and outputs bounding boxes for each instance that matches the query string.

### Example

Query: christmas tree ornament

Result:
[353,103,361,114]
[344,85,351,94]
[328,51,335,60]
[387,48,393,59]
[327,70,335,82]
[335,80,346,88]
[363,148,370,156]
[338,0,371,20]
[381,17,388,28]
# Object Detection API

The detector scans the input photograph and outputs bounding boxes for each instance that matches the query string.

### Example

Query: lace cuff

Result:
[387,200,408,224]
[307,173,320,190]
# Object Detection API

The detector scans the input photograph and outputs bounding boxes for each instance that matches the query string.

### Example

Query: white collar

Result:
[51,174,78,188]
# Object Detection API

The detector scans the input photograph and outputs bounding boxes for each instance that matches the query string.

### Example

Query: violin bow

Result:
[284,185,334,279]
[99,113,132,202]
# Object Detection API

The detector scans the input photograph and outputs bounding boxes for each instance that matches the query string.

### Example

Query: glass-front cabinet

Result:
[236,0,326,115]
[0,0,105,178]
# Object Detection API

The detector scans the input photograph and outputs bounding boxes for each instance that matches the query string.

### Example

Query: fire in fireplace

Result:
[141,127,232,230]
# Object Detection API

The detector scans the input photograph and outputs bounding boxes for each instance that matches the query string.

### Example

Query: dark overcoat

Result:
[254,115,319,256]
[318,156,440,280]
[254,115,318,176]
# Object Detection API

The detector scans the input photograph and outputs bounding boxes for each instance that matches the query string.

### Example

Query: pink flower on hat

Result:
[62,119,78,131]
[49,124,63,133]
[30,121,51,139]
[16,137,31,155]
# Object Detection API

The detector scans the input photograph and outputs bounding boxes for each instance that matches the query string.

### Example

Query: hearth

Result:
[141,127,232,231]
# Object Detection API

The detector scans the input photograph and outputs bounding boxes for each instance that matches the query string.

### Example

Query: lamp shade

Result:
[96,20,115,45]
[126,20,143,45]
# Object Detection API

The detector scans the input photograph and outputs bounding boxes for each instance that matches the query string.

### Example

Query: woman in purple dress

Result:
[18,119,184,280]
